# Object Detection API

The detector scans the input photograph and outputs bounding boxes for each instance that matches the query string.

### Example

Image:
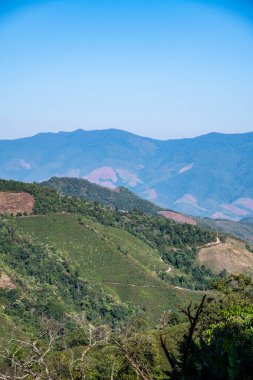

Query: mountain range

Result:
[1,128,253,220]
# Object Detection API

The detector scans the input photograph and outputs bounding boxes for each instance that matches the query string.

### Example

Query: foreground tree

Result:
[160,274,253,380]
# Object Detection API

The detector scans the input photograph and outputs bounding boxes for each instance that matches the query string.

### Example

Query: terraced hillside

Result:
[0,216,133,341]
[17,213,200,323]
[3,177,253,324]
[1,179,253,378]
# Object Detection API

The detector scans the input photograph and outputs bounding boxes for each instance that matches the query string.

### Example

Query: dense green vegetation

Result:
[17,213,201,323]
[0,217,133,333]
[41,176,161,214]
[160,274,253,380]
[0,179,253,378]
[0,179,219,290]
[81,208,220,289]
[1,223,252,380]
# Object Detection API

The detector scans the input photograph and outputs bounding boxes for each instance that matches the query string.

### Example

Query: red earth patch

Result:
[0,272,16,289]
[0,192,35,215]
[158,210,197,225]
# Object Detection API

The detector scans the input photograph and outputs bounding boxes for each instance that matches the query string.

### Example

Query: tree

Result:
[159,275,253,380]
[160,295,206,379]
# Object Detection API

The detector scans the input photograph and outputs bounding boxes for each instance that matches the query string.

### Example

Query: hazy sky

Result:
[1,0,253,140]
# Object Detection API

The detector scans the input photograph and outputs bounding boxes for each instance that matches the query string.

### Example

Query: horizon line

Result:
[1,127,253,142]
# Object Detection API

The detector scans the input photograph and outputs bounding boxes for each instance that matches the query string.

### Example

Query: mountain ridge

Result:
[1,128,253,220]
[5,128,253,142]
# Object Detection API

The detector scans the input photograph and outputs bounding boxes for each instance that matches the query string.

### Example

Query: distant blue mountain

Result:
[1,129,253,220]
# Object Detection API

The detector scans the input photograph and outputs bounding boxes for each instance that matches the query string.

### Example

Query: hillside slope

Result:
[1,129,253,219]
[198,238,253,276]
[0,179,221,321]
[17,213,200,323]
[0,216,133,339]
[41,176,161,214]
[198,218,253,243]
[2,178,253,324]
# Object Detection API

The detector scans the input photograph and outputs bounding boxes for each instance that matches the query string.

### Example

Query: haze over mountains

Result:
[1,128,253,220]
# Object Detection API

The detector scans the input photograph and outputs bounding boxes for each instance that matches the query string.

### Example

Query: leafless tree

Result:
[159,295,207,378]
[65,316,111,379]
[0,328,57,379]
[0,318,111,380]
[111,322,156,380]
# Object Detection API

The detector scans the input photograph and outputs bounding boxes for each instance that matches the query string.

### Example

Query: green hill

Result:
[16,213,201,323]
[0,178,220,323]
[40,176,161,214]
[1,179,253,378]
[0,216,133,338]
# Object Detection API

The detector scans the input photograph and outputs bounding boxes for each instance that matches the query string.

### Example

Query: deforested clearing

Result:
[0,192,35,215]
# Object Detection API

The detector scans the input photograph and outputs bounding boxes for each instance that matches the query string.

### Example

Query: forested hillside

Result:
[0,179,222,291]
[1,218,252,379]
[41,176,161,214]
[0,178,253,378]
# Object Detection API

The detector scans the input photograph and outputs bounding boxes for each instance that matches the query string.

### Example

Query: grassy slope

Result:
[17,213,200,323]
[0,218,137,348]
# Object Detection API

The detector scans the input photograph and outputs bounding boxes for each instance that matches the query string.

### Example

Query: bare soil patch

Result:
[158,210,197,225]
[198,238,253,276]
[0,272,16,289]
[0,192,35,215]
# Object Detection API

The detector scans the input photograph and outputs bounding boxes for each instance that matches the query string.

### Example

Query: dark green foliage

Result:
[161,275,253,380]
[0,179,252,378]
[160,248,219,289]
[41,176,161,214]
[191,276,253,380]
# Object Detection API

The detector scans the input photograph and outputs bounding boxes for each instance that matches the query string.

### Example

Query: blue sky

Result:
[0,0,253,140]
